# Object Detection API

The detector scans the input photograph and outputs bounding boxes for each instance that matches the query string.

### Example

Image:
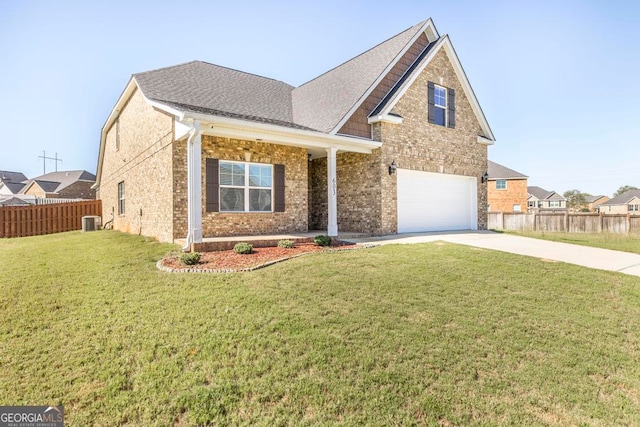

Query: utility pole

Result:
[38,151,63,174]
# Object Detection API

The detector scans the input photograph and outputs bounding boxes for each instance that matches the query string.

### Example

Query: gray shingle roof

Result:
[487,161,528,180]
[585,195,606,203]
[21,170,95,194]
[0,170,27,183]
[0,196,33,206]
[131,22,428,134]
[528,186,554,200]
[134,61,299,129]
[292,21,426,133]
[600,190,640,206]
[1,182,26,194]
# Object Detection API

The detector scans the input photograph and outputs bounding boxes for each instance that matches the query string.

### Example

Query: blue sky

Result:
[0,0,638,197]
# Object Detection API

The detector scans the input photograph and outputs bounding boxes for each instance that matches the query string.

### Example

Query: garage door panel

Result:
[397,169,477,233]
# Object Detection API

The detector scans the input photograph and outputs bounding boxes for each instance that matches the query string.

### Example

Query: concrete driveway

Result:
[350,230,640,278]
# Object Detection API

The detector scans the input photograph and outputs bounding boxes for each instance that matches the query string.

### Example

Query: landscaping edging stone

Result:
[156,244,378,274]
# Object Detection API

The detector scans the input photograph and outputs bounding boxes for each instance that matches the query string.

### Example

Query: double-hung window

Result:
[496,179,507,190]
[428,81,455,128]
[549,200,561,208]
[433,85,447,126]
[629,204,639,212]
[117,181,125,215]
[219,161,272,212]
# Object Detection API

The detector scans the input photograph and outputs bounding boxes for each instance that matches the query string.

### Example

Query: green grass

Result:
[503,230,640,255]
[1,231,640,425]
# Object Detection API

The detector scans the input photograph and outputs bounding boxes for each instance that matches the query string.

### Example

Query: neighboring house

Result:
[0,196,33,206]
[487,161,528,213]
[20,170,96,200]
[599,190,640,214]
[585,195,609,213]
[0,170,28,196]
[527,186,567,212]
[95,18,495,246]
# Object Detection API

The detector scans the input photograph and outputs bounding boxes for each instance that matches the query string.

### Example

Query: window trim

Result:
[527,200,536,208]
[219,160,273,213]
[513,204,522,213]
[549,200,561,208]
[629,204,639,212]
[117,181,125,215]
[433,84,447,126]
[495,179,507,190]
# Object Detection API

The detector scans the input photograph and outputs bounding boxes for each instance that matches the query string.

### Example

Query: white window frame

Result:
[117,181,125,215]
[219,160,273,213]
[495,179,507,190]
[629,204,639,212]
[549,200,561,208]
[513,204,522,212]
[528,200,536,208]
[434,84,447,126]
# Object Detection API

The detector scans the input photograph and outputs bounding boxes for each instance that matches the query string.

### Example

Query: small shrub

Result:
[233,242,253,254]
[277,239,295,249]
[314,235,332,247]
[180,252,201,266]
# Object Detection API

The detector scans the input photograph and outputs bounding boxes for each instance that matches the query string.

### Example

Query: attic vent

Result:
[82,215,102,232]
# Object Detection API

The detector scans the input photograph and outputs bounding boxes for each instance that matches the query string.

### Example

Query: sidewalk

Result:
[349,231,640,278]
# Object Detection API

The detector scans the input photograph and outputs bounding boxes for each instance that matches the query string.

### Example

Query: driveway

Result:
[350,230,640,278]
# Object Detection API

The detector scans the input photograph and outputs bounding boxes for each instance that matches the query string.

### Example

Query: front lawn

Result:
[1,231,639,425]
[503,230,640,254]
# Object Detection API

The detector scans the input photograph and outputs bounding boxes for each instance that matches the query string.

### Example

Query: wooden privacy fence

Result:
[488,212,640,234]
[0,200,102,238]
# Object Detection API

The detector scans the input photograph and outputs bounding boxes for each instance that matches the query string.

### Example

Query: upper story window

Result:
[528,200,536,208]
[496,179,507,190]
[433,86,446,126]
[549,200,561,208]
[115,119,120,151]
[428,81,455,128]
[629,204,639,212]
[219,161,272,212]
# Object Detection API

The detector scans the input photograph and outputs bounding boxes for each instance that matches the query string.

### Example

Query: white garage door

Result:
[397,169,477,233]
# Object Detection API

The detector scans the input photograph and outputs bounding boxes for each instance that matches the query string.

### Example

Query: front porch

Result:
[176,231,372,252]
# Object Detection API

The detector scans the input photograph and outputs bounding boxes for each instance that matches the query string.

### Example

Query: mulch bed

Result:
[158,241,369,273]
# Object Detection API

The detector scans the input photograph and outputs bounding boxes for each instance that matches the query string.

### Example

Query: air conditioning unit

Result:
[82,215,102,232]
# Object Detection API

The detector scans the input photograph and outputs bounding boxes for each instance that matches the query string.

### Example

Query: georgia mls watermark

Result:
[0,406,64,427]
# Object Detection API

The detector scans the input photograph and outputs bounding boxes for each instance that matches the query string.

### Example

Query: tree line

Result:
[563,185,638,211]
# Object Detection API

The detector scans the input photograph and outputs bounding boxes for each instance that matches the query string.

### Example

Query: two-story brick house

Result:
[95,18,495,248]
[487,161,528,213]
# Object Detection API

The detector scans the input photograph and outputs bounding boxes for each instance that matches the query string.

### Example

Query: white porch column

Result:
[186,120,202,247]
[326,147,338,237]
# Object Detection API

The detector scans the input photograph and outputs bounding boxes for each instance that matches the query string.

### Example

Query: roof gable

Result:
[292,20,432,133]
[21,170,96,195]
[528,186,554,200]
[371,34,495,141]
[487,161,528,180]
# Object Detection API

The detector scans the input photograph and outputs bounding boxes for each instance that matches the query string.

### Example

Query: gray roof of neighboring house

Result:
[585,195,607,203]
[20,170,95,194]
[0,170,27,183]
[132,21,427,134]
[487,161,528,180]
[134,61,303,130]
[528,186,564,200]
[292,21,426,133]
[0,196,33,206]
[600,190,640,206]
[1,181,26,194]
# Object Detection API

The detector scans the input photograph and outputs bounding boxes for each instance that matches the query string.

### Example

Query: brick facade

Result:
[98,88,175,242]
[488,179,528,213]
[172,135,309,238]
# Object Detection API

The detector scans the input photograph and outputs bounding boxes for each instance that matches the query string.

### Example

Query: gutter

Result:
[182,120,202,251]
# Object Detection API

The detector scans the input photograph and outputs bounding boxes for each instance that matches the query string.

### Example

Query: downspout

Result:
[182,120,202,251]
